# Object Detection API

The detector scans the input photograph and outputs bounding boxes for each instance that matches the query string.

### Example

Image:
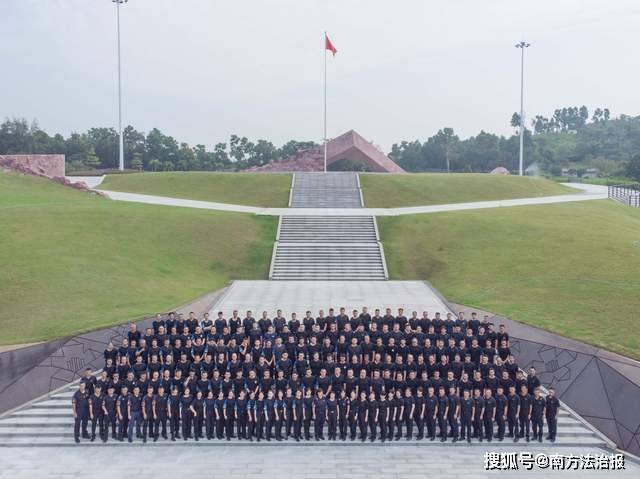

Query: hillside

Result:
[100,172,292,207]
[0,171,276,344]
[361,173,574,208]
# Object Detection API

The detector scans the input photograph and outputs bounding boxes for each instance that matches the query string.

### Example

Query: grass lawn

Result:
[0,171,276,345]
[360,173,575,207]
[378,200,640,359]
[100,172,292,207]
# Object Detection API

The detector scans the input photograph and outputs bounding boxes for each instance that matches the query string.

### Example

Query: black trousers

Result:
[226,416,235,439]
[339,414,348,439]
[349,416,358,439]
[414,415,424,438]
[426,415,436,439]
[118,416,128,440]
[496,415,506,439]
[194,414,203,438]
[155,416,167,438]
[247,418,255,439]
[460,417,472,440]
[169,414,180,439]
[205,413,215,439]
[368,418,377,440]
[104,414,117,439]
[91,415,104,440]
[275,417,283,439]
[74,414,88,441]
[386,417,395,439]
[379,417,388,439]
[142,416,154,441]
[483,417,493,440]
[404,415,413,439]
[437,414,447,439]
[237,414,247,439]
[266,417,275,440]
[395,417,403,438]
[328,413,338,438]
[532,415,543,440]
[314,416,326,439]
[473,416,483,438]
[546,415,557,440]
[256,416,265,440]
[358,416,367,439]
[448,415,459,439]
[216,415,225,439]
[285,415,294,437]
[304,417,312,439]
[181,412,192,438]
[518,416,530,438]
[507,414,518,437]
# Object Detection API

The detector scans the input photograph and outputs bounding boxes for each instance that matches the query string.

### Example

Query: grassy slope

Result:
[360,173,574,207]
[100,172,292,207]
[378,200,640,359]
[0,171,276,344]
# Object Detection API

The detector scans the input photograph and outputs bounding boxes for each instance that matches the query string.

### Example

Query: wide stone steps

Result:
[279,216,378,242]
[290,172,363,208]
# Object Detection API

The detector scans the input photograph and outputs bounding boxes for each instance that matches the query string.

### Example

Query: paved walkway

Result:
[88,182,608,216]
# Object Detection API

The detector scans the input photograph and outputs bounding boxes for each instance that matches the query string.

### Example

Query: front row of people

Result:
[72,382,559,444]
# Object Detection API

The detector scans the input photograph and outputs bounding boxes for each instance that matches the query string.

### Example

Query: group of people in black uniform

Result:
[71,307,560,445]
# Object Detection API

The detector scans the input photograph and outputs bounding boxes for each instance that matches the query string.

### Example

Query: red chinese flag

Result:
[325,34,337,56]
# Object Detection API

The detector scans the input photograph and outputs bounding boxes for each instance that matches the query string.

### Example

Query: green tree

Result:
[148,158,161,172]
[130,153,143,171]
[626,154,640,181]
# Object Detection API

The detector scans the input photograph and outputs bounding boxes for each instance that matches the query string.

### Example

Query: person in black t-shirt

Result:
[72,382,90,443]
[459,389,474,443]
[531,387,546,442]
[483,388,496,442]
[518,385,532,442]
[127,386,143,443]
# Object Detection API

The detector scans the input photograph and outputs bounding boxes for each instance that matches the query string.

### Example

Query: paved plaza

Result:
[0,444,636,479]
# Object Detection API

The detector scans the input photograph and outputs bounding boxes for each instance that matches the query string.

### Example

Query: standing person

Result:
[403,388,415,440]
[338,390,349,441]
[284,388,295,440]
[327,391,339,440]
[531,388,546,443]
[127,386,143,443]
[424,387,438,441]
[459,389,474,443]
[153,386,168,441]
[472,388,485,441]
[303,388,314,441]
[293,390,303,442]
[313,390,328,441]
[168,387,181,441]
[348,391,359,441]
[224,391,236,441]
[89,385,104,442]
[204,391,216,440]
[518,385,532,442]
[275,390,285,441]
[71,382,90,443]
[367,392,379,442]
[436,387,449,442]
[141,387,155,443]
[414,387,426,440]
[103,385,118,441]
[117,386,129,442]
[393,390,404,440]
[180,388,194,441]
[378,392,389,442]
[506,385,520,441]
[357,392,368,442]
[386,391,396,442]
[483,388,496,442]
[265,390,276,441]
[215,391,226,440]
[447,386,460,442]
[255,391,266,442]
[545,387,559,442]
[236,390,249,440]
[247,391,256,442]
[192,390,204,441]
[494,386,507,441]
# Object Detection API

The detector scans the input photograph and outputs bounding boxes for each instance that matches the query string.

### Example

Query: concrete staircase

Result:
[0,383,611,447]
[272,173,387,280]
[289,172,362,208]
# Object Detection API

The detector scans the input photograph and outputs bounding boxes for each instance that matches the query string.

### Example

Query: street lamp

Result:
[515,41,530,176]
[113,0,127,171]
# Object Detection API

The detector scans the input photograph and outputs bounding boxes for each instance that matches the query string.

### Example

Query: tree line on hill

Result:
[0,119,315,173]
[1,105,640,180]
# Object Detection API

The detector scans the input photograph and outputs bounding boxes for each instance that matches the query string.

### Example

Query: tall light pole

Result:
[113,0,127,171]
[515,41,530,176]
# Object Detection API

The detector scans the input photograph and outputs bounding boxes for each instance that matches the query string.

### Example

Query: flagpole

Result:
[323,31,328,173]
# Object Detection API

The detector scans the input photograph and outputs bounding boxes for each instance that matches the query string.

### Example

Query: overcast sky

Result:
[1,0,639,151]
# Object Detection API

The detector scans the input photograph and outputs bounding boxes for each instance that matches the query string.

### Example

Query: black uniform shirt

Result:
[545,396,559,418]
[460,397,474,419]
[531,397,545,417]
[73,390,89,415]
